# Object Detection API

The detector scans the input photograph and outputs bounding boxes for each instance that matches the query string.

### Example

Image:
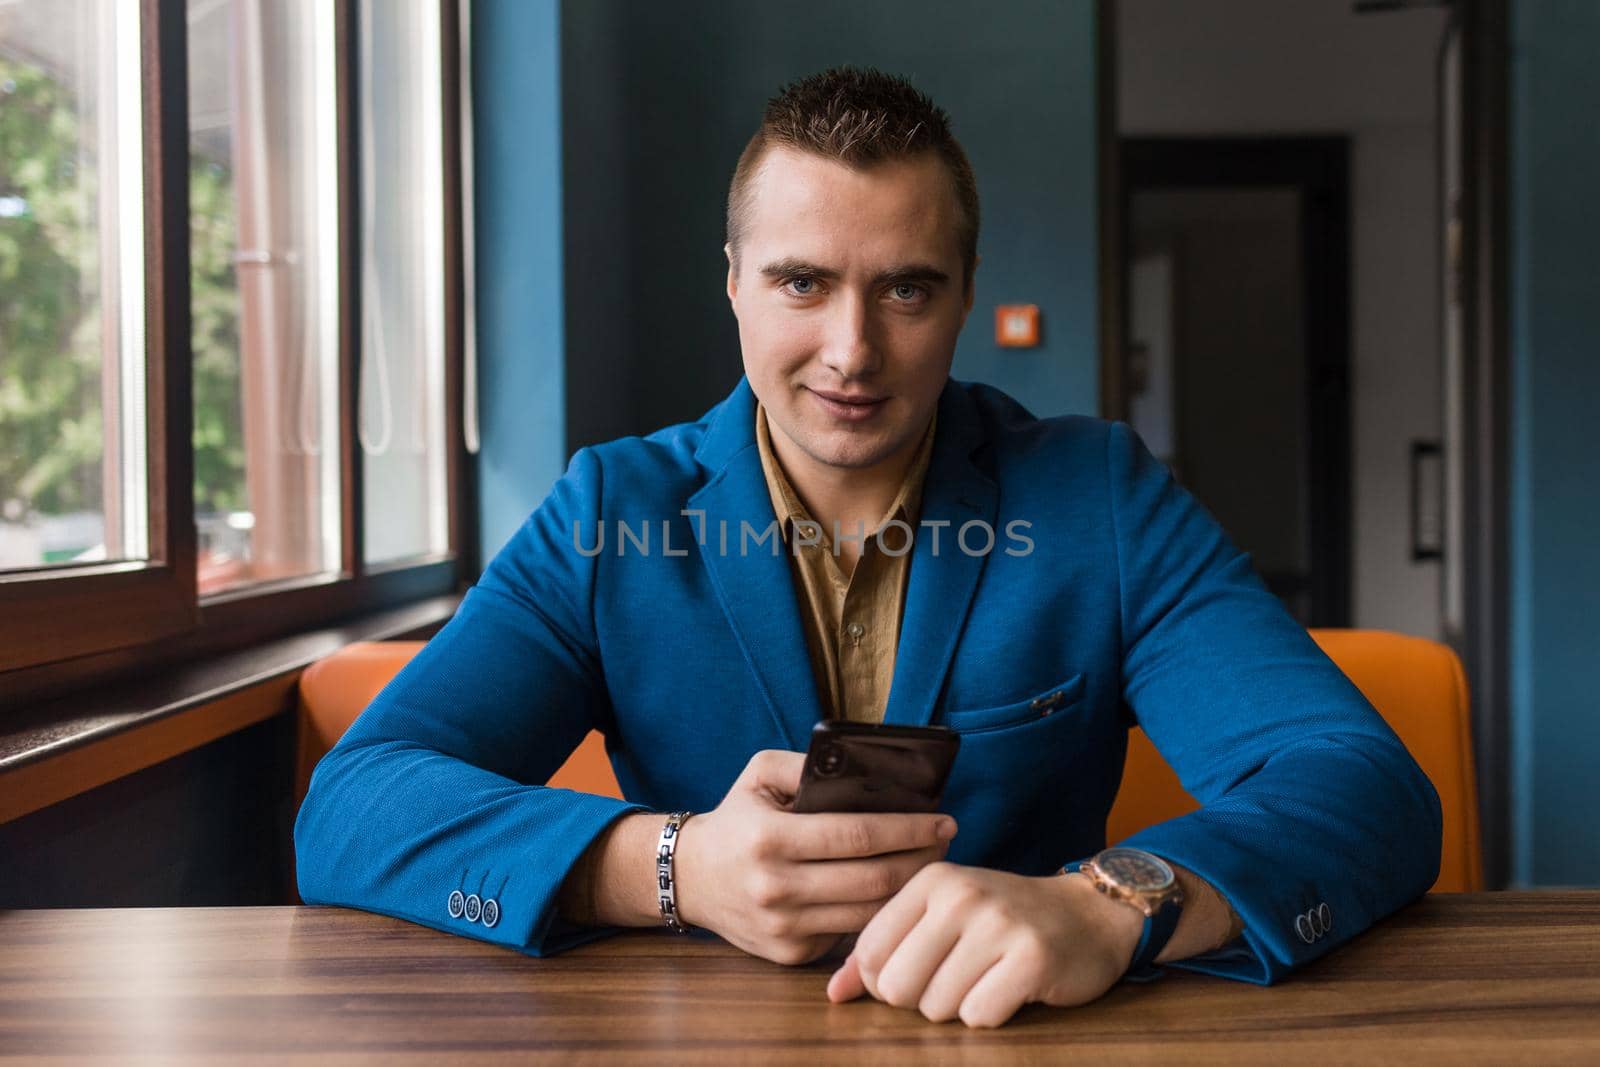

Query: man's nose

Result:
[818,292,882,379]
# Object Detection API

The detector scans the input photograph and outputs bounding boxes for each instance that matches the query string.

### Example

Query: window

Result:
[0,1,473,692]
[0,0,148,574]
[189,0,342,595]
[358,0,450,567]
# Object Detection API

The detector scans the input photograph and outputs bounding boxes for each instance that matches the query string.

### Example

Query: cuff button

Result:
[464,893,483,923]
[447,890,466,920]
[481,898,500,928]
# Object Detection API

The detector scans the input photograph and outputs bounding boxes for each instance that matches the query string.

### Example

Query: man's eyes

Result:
[778,276,929,304]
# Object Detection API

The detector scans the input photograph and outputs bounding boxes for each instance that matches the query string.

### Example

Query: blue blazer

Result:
[295,375,1442,984]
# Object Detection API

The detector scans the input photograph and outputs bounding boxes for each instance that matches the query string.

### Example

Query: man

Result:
[296,67,1442,1029]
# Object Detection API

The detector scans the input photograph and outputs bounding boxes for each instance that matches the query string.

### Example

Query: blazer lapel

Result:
[881,380,998,728]
[689,375,997,742]
[690,378,824,750]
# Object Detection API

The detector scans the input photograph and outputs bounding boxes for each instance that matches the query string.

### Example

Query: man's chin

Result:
[795,431,905,471]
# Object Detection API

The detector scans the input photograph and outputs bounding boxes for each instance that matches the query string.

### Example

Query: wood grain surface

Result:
[2,893,1598,1064]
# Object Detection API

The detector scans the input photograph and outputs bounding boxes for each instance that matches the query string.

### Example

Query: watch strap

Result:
[1123,894,1182,982]
[1063,857,1182,983]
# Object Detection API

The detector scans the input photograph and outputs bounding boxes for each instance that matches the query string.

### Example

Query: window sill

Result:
[0,593,461,825]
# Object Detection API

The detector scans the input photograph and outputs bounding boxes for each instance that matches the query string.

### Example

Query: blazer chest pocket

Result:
[941,673,1087,735]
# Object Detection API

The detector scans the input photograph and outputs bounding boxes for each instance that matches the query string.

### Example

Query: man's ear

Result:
[724,242,738,306]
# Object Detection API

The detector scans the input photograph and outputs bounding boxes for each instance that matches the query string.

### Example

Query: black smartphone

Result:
[791,720,960,814]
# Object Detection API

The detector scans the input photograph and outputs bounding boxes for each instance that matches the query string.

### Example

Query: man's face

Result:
[726,145,975,476]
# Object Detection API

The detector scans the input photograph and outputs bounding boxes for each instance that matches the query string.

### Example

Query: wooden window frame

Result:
[0,0,476,714]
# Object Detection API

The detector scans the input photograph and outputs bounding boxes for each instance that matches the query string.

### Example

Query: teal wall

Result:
[1509,0,1600,886]
[472,0,567,562]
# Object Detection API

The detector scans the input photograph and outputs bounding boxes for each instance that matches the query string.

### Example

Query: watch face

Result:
[1097,848,1175,892]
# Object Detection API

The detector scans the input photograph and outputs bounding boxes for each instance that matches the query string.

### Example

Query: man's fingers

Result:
[781,847,944,905]
[869,908,965,1009]
[738,749,807,801]
[957,956,1028,1029]
[827,953,867,1003]
[787,898,893,937]
[783,812,957,860]
[916,932,1008,1024]
[849,875,932,997]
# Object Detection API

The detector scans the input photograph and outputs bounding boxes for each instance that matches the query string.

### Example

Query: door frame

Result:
[1095,0,1513,887]
[1454,0,1511,890]
[1112,137,1353,628]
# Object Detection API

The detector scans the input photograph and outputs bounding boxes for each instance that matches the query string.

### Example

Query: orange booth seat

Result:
[295,628,1481,894]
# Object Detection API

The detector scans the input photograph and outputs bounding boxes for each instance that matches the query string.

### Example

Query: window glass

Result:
[0,0,146,572]
[358,0,449,566]
[188,0,342,595]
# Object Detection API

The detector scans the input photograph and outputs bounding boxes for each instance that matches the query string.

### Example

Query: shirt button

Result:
[845,622,865,644]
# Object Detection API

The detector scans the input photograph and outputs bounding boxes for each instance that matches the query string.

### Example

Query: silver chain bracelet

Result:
[656,811,693,933]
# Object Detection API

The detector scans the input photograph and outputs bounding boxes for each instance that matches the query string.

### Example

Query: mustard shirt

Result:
[754,401,936,724]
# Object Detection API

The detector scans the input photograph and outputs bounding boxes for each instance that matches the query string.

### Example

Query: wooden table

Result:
[3,893,1598,1064]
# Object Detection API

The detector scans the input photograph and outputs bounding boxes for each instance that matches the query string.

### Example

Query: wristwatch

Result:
[1064,847,1185,982]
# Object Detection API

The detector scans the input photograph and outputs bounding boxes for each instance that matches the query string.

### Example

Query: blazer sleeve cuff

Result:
[1115,817,1335,986]
[510,792,655,957]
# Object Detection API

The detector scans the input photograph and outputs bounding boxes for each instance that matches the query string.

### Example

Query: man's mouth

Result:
[807,387,889,421]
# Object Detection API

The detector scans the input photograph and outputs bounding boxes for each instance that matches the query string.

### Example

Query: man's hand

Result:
[825,863,1147,1028]
[672,750,957,966]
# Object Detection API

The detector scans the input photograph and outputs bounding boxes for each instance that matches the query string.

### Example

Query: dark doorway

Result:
[1117,138,1352,627]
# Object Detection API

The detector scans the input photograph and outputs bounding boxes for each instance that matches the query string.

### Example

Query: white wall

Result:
[1119,0,1449,639]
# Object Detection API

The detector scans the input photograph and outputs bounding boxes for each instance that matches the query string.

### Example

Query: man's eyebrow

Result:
[757,258,951,287]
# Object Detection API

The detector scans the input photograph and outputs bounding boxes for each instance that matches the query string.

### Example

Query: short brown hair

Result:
[725,66,980,291]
